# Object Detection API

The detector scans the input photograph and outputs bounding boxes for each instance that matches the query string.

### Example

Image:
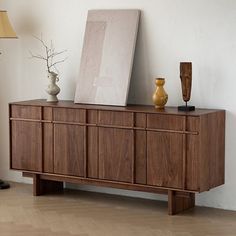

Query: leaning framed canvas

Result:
[74,9,140,106]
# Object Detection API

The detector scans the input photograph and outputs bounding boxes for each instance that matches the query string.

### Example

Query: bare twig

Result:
[29,50,47,61]
[30,35,67,74]
[49,50,67,58]
[51,57,68,68]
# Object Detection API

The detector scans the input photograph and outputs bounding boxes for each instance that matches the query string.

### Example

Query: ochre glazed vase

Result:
[152,78,168,109]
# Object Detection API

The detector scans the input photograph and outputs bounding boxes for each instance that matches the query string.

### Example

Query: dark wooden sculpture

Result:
[178,62,195,111]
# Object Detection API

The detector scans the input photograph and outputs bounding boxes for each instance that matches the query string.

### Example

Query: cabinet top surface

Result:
[10,99,225,116]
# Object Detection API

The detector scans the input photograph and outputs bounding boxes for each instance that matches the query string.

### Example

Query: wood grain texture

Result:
[98,111,133,127]
[135,130,146,184]
[33,174,41,196]
[135,113,146,128]
[10,99,224,116]
[186,133,199,191]
[180,62,192,102]
[199,111,225,191]
[2,182,236,236]
[43,107,52,120]
[185,116,200,191]
[209,111,225,188]
[87,109,97,124]
[11,120,42,172]
[168,190,195,215]
[147,131,183,189]
[134,113,146,184]
[11,105,41,120]
[23,172,169,195]
[33,174,63,196]
[54,124,84,177]
[147,114,184,131]
[43,123,54,173]
[87,127,98,178]
[99,127,133,183]
[87,109,98,178]
[53,108,86,123]
[187,116,199,132]
[9,100,226,215]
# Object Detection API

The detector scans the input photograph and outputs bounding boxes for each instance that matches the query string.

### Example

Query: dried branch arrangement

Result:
[30,35,67,74]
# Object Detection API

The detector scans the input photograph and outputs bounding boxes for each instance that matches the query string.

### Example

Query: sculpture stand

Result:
[178,102,195,112]
[0,179,10,189]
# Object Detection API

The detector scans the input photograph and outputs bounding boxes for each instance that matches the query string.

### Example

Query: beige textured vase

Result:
[152,78,168,109]
[46,72,60,102]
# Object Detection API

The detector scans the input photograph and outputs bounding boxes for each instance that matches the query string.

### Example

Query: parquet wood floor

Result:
[0,182,235,236]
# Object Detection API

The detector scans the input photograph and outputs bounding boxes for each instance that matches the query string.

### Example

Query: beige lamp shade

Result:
[0,10,17,38]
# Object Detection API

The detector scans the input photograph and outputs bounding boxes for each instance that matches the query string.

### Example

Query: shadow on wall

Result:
[128,11,153,105]
[0,48,20,180]
[14,12,41,35]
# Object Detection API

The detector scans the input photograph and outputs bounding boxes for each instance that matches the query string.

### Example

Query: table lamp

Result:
[0,10,17,189]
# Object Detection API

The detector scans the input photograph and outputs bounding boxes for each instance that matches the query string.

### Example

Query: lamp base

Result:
[178,105,195,112]
[0,180,10,189]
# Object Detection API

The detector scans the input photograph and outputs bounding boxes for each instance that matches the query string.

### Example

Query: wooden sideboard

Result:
[9,100,225,215]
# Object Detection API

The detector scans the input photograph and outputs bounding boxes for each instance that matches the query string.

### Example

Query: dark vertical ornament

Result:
[178,62,195,111]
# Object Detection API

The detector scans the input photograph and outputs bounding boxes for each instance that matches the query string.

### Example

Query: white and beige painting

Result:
[74,10,140,106]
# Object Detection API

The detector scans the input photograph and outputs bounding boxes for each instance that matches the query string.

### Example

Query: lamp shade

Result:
[0,10,17,38]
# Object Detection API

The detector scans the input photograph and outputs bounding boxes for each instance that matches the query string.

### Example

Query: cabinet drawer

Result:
[135,113,146,128]
[11,105,41,120]
[53,108,86,123]
[98,111,133,127]
[147,114,184,131]
[187,117,199,132]
[43,107,53,121]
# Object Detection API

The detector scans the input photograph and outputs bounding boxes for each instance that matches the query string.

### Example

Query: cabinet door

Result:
[11,121,42,172]
[54,124,85,177]
[99,128,133,183]
[54,124,85,176]
[147,131,183,189]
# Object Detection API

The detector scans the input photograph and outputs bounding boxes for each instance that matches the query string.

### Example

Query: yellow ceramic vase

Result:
[152,78,168,109]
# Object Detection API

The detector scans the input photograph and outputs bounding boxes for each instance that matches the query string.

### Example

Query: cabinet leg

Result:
[168,190,195,215]
[33,174,63,196]
[33,174,41,196]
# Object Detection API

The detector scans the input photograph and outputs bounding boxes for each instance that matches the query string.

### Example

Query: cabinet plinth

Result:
[9,99,225,215]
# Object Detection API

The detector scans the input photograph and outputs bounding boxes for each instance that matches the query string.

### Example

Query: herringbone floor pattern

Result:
[0,183,235,236]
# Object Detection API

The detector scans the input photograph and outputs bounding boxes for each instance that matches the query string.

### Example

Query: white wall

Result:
[0,0,236,210]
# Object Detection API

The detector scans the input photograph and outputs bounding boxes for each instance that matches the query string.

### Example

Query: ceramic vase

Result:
[152,78,168,109]
[46,72,60,102]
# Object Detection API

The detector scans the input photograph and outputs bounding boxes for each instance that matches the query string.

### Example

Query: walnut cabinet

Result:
[9,100,225,215]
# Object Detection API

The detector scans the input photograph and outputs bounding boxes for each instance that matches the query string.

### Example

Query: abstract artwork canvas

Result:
[74,9,140,106]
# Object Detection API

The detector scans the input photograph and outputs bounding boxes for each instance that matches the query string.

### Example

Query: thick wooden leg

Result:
[168,190,195,215]
[33,174,41,196]
[33,174,63,196]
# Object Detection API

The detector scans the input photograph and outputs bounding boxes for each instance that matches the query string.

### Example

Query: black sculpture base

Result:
[178,105,195,112]
[0,180,10,189]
